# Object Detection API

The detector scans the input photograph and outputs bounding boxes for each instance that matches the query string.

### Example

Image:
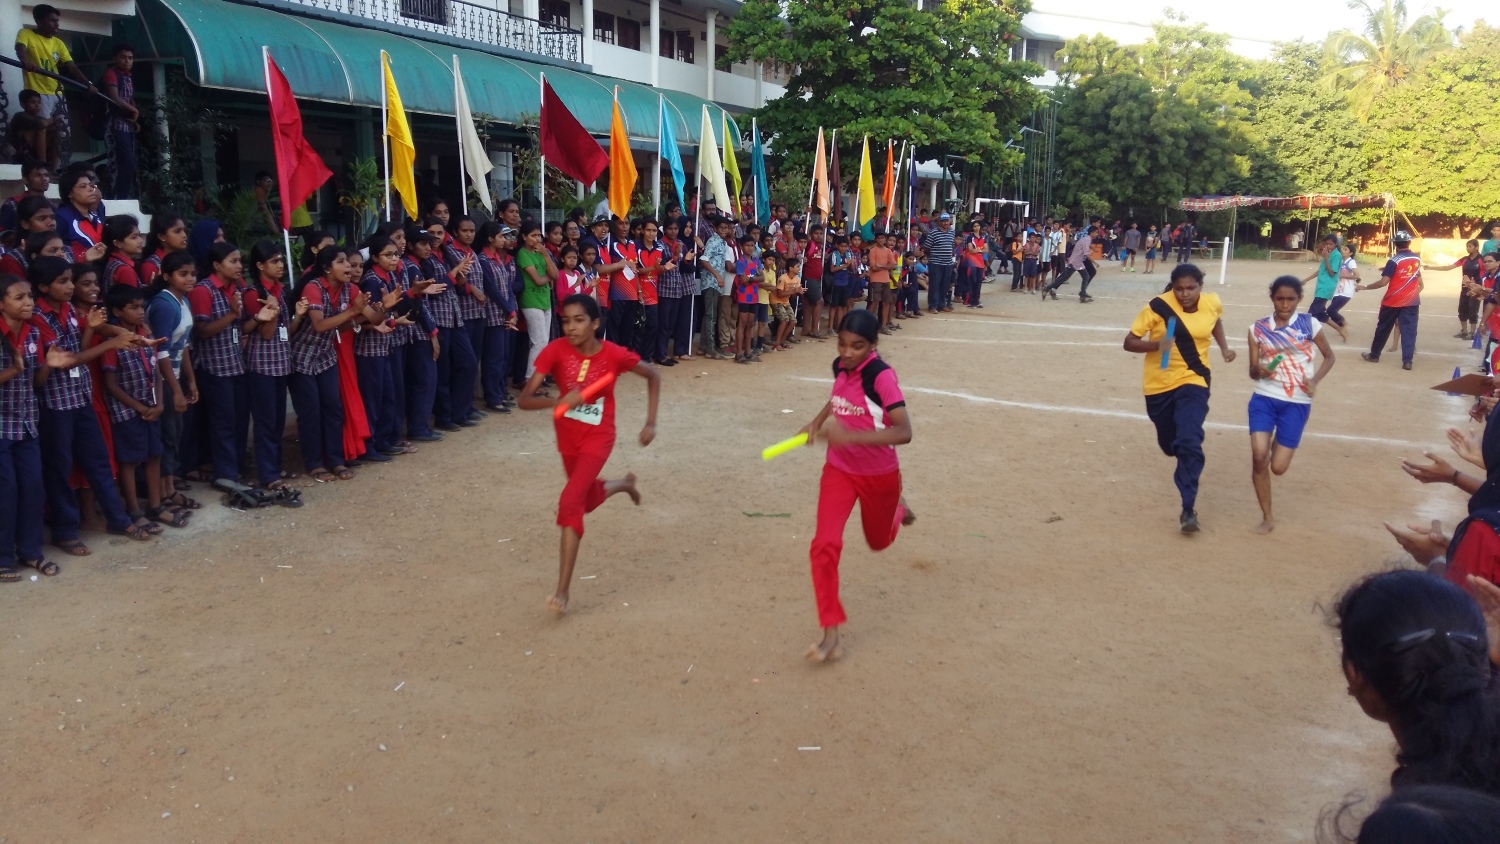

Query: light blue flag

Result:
[752,119,771,227]
[658,96,687,212]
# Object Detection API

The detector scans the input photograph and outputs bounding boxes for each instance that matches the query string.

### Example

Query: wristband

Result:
[1453,469,1462,484]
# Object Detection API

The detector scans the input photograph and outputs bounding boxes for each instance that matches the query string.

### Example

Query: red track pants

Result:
[809,464,904,628]
[557,448,610,536]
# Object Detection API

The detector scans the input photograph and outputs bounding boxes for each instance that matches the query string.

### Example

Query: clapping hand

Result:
[1384,519,1449,567]
[1449,426,1486,470]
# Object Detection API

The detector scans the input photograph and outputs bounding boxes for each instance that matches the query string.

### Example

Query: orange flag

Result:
[880,140,895,216]
[607,91,637,219]
[811,128,829,215]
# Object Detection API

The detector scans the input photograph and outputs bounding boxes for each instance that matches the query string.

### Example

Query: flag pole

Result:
[852,135,864,238]
[263,46,295,272]
[825,128,836,273]
[691,105,704,355]
[539,71,546,225]
[454,55,468,216]
[381,52,391,222]
[806,127,818,219]
[654,93,663,220]
[890,140,906,234]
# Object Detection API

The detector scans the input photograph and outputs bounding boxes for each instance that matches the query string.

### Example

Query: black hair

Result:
[27,255,72,293]
[20,159,48,178]
[785,256,801,268]
[566,206,585,222]
[366,236,398,264]
[448,214,474,234]
[33,4,60,22]
[23,230,62,260]
[639,217,661,232]
[112,42,134,56]
[495,198,519,217]
[558,244,578,263]
[203,240,240,277]
[16,194,53,228]
[105,281,145,313]
[737,234,755,246]
[1319,785,1500,844]
[544,220,562,238]
[1168,263,1205,288]
[517,220,541,241]
[374,221,404,241]
[1335,570,1500,796]
[1270,275,1303,296]
[245,239,283,290]
[19,89,40,105]
[560,292,600,321]
[142,211,185,257]
[145,250,198,299]
[425,197,450,214]
[291,245,351,304]
[839,308,881,343]
[60,169,94,202]
[301,230,332,270]
[102,214,139,251]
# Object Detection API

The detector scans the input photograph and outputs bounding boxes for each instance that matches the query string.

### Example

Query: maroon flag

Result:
[264,51,332,230]
[540,79,608,185]
[829,140,843,226]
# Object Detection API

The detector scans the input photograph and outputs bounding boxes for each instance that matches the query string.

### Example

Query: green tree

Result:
[1229,41,1371,228]
[1322,0,1454,119]
[1363,23,1500,224]
[722,0,1040,194]
[1052,19,1252,217]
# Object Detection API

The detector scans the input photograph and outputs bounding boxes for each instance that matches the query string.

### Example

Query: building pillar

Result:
[754,62,763,107]
[0,1,23,123]
[705,10,717,102]
[523,0,540,25]
[152,61,171,168]
[928,179,937,210]
[649,0,661,87]
[582,0,595,66]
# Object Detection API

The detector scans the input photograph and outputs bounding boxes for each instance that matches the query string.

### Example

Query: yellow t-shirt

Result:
[16,29,72,95]
[758,268,773,305]
[1130,292,1223,395]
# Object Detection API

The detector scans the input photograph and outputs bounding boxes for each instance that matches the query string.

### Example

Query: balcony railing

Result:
[274,0,583,64]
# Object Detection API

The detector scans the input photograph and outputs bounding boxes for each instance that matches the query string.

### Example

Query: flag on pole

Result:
[381,51,418,220]
[856,135,876,239]
[829,132,843,228]
[607,90,637,219]
[540,79,608,184]
[452,57,493,213]
[721,112,742,215]
[751,119,770,227]
[880,140,895,219]
[698,106,731,212]
[658,96,686,212]
[810,128,829,216]
[263,51,331,230]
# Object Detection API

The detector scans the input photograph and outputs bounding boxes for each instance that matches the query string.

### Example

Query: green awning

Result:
[126,0,741,145]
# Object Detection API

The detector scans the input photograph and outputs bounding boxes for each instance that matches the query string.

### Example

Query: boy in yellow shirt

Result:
[15,4,97,167]
[772,255,804,350]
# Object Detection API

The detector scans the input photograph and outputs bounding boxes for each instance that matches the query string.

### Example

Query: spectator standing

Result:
[14,4,96,169]
[921,212,956,313]
[99,44,139,200]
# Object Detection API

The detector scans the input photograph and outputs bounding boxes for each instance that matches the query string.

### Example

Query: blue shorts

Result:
[1247,393,1312,449]
[755,303,769,324]
[113,415,164,464]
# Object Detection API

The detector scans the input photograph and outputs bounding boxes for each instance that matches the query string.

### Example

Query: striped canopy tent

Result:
[1176,194,1394,212]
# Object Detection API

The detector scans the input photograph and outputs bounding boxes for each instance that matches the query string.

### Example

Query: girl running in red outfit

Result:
[792,309,916,662]
[517,293,660,616]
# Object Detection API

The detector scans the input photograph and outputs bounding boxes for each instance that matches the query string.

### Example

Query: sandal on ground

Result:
[333,466,354,481]
[272,487,304,508]
[183,469,212,483]
[309,469,336,483]
[56,539,92,556]
[279,470,301,481]
[147,505,192,527]
[107,522,155,541]
[128,514,165,535]
[266,479,296,492]
[163,491,202,510]
[0,566,20,582]
[24,558,59,577]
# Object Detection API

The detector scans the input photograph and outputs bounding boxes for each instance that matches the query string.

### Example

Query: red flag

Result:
[541,79,608,185]
[263,52,332,230]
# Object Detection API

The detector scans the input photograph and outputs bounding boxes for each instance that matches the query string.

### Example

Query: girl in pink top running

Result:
[793,309,916,662]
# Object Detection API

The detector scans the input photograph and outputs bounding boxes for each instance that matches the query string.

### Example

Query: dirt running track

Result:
[1,259,1477,842]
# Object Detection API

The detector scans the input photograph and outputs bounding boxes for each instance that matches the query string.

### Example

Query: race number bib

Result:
[563,397,605,426]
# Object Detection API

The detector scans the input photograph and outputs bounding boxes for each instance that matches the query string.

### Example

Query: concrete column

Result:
[705,11,717,101]
[649,0,660,87]
[0,1,23,123]
[152,62,171,169]
[582,0,595,65]
[523,0,540,26]
[928,179,937,209]
[754,62,763,107]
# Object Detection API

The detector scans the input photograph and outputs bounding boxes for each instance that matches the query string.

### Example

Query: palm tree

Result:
[1322,0,1454,118]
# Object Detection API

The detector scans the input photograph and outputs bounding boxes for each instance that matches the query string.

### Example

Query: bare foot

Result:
[805,628,842,663]
[605,473,641,506]
[545,593,569,615]
[900,498,917,526]
[1254,520,1275,535]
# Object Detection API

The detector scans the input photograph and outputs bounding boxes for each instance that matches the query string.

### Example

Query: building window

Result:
[714,43,727,67]
[540,0,570,28]
[593,11,615,44]
[618,17,640,51]
[659,28,674,59]
[401,0,448,26]
[675,29,693,63]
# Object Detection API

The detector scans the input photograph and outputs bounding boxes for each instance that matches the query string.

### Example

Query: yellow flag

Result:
[856,135,876,234]
[607,95,637,219]
[381,52,418,220]
[722,112,742,214]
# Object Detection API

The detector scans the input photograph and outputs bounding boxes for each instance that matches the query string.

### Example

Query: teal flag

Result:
[658,96,687,212]
[752,119,770,227]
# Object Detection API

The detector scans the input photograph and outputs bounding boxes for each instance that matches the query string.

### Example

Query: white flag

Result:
[453,56,493,212]
[698,106,731,213]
